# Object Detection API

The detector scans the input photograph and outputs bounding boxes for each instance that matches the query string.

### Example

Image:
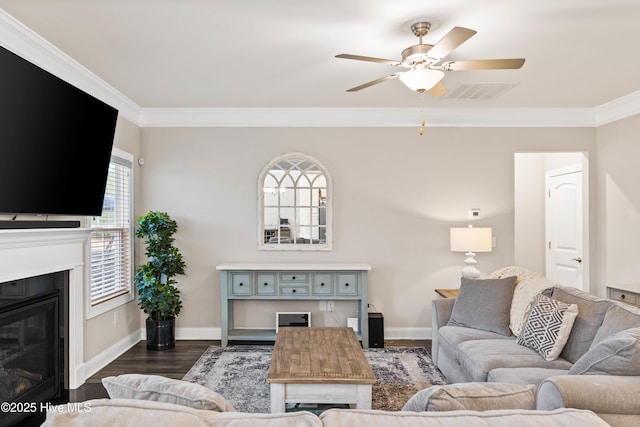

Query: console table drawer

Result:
[337,274,357,295]
[256,273,276,295]
[231,273,252,295]
[280,273,308,282]
[312,274,334,295]
[279,286,309,296]
[609,288,638,305]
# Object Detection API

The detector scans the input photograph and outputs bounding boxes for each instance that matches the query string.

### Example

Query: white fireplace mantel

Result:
[0,227,90,388]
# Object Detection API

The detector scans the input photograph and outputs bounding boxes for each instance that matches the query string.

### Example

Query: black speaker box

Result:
[368,312,384,348]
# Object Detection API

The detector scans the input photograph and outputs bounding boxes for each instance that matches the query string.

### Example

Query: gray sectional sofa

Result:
[40,359,610,427]
[41,373,610,426]
[432,267,640,427]
[42,398,609,427]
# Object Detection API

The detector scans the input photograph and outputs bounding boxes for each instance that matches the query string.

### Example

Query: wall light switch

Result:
[347,317,359,332]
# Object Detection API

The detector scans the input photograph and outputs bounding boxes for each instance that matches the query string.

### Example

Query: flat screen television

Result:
[0,44,118,218]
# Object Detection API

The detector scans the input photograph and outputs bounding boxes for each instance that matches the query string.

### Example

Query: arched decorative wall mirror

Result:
[258,153,332,250]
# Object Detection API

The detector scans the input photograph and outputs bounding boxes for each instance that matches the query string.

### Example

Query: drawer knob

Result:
[264,282,269,286]
[292,289,296,293]
[345,283,349,287]
[321,283,325,286]
[292,276,296,280]
[239,283,244,286]
[621,294,626,300]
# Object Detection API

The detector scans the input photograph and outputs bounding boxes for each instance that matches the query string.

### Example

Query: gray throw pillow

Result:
[402,382,536,412]
[102,374,235,412]
[591,304,640,348]
[447,276,517,336]
[569,327,640,375]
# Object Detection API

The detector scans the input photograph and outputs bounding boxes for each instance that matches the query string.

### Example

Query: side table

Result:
[435,288,459,299]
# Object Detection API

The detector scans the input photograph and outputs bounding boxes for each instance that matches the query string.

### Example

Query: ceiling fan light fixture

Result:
[399,67,444,92]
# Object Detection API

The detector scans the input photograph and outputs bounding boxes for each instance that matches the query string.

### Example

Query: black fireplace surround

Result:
[0,272,66,426]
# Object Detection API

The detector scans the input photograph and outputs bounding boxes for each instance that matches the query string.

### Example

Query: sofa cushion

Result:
[102,374,235,412]
[569,327,640,376]
[402,382,536,412]
[545,286,613,363]
[456,339,573,382]
[591,303,640,348]
[319,408,610,427]
[438,325,514,350]
[447,276,517,336]
[516,294,578,361]
[487,367,570,387]
[41,399,322,427]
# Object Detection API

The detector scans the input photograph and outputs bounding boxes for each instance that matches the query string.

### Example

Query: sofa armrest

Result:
[431,298,456,366]
[537,375,640,418]
[432,298,455,330]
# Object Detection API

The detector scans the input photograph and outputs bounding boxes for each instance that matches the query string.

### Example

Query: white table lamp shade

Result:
[450,227,492,253]
[450,227,492,278]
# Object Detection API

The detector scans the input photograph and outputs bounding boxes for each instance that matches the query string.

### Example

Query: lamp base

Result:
[461,252,481,279]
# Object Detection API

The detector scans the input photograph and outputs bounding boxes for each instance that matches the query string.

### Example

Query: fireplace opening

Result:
[0,272,67,427]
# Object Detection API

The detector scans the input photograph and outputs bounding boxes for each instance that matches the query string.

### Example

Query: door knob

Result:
[572,257,583,263]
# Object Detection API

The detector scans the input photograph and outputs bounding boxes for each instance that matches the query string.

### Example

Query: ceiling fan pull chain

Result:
[419,91,425,136]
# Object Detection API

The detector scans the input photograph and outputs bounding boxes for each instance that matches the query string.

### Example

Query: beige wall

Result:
[596,114,640,293]
[84,116,142,361]
[139,126,595,335]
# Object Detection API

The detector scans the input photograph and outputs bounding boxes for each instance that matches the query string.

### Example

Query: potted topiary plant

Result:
[134,211,186,351]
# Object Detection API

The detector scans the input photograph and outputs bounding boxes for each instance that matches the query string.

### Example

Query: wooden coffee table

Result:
[266,327,376,413]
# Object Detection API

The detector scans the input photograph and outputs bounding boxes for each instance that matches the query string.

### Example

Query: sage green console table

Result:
[217,263,371,348]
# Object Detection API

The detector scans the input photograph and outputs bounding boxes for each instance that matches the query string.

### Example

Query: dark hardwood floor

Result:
[70,340,215,402]
[70,338,431,402]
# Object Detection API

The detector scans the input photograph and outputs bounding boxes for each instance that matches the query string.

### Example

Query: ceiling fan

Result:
[336,21,525,96]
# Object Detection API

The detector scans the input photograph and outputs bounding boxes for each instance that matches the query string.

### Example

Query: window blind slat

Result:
[90,158,133,305]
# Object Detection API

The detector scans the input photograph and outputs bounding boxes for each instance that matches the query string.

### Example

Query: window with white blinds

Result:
[90,154,133,307]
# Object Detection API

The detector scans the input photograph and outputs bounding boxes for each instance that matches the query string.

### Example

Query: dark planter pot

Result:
[146,316,176,351]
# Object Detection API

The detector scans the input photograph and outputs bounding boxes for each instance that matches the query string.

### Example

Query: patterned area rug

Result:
[182,345,446,413]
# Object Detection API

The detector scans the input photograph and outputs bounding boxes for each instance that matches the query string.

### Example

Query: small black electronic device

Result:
[276,312,310,333]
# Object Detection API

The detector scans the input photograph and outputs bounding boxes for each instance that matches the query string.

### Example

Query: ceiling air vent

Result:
[441,82,519,100]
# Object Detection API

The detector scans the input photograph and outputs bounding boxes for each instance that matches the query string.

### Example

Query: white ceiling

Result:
[1,0,640,111]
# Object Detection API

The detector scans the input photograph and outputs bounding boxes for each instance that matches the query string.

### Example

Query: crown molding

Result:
[595,90,640,126]
[0,8,141,124]
[2,8,640,129]
[138,107,595,128]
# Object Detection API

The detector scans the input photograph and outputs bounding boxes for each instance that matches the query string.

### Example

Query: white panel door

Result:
[545,165,584,288]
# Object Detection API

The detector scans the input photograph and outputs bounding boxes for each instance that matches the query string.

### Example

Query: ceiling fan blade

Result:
[428,81,447,97]
[345,74,400,92]
[427,27,477,60]
[336,54,400,66]
[442,58,526,71]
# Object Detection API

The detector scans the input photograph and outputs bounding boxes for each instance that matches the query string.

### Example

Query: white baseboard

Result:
[176,327,221,340]
[138,326,222,341]
[80,329,142,385]
[383,327,432,340]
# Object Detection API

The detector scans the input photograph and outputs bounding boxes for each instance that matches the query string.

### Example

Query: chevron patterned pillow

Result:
[516,293,579,361]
